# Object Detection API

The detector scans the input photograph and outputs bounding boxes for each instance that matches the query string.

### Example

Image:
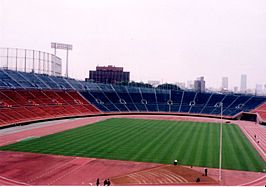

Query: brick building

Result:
[87,65,130,84]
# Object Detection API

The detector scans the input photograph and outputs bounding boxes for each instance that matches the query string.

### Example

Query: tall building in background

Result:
[240,74,247,93]
[194,76,205,92]
[222,77,228,91]
[87,65,130,84]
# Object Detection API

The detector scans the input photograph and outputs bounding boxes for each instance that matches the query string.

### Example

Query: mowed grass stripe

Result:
[194,125,209,167]
[166,122,188,161]
[228,125,251,170]
[141,121,181,163]
[180,123,200,165]
[0,118,264,172]
[170,121,195,163]
[222,125,243,170]
[150,121,188,163]
[200,125,213,167]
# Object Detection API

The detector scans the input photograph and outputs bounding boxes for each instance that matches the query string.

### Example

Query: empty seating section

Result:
[18,72,50,89]
[0,89,100,127]
[48,76,73,89]
[113,85,138,111]
[253,102,266,121]
[200,94,225,115]
[37,74,61,89]
[71,83,266,118]
[170,90,183,112]
[128,87,147,112]
[5,70,35,88]
[1,90,29,106]
[244,97,266,111]
[90,91,120,112]
[67,78,84,90]
[0,70,21,88]
[141,88,158,112]
[211,95,237,115]
[190,92,212,114]
[222,95,251,116]
[0,80,7,88]
[156,89,170,112]
[94,83,127,111]
[67,91,100,113]
[80,84,266,118]
[179,91,196,113]
[1,69,266,126]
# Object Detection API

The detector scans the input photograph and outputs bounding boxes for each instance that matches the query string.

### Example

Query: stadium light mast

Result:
[51,42,73,78]
[218,102,223,182]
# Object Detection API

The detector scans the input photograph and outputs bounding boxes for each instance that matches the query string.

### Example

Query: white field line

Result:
[0,176,29,185]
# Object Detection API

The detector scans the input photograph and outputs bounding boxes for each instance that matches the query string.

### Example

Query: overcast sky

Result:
[0,0,265,90]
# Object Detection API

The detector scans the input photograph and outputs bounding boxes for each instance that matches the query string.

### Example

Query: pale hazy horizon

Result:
[1,0,265,91]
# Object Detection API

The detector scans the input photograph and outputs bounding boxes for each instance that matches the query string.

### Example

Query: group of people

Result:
[96,178,111,186]
[196,168,208,182]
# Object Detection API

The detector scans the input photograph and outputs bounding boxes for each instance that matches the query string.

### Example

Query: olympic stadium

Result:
[0,47,265,186]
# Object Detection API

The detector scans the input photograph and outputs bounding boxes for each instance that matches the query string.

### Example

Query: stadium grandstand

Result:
[0,64,266,127]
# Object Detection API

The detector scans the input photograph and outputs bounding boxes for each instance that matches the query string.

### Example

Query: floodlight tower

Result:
[214,102,223,182]
[51,42,73,77]
[218,102,223,181]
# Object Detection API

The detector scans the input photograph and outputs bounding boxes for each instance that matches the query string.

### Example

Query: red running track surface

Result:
[0,115,265,185]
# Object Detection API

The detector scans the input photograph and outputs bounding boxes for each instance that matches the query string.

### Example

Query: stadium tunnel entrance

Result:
[237,112,257,122]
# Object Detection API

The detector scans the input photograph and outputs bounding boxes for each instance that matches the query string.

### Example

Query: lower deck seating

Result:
[0,89,100,127]
[81,88,266,119]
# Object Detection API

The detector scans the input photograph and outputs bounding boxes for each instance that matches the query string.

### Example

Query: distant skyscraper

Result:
[240,74,247,93]
[222,77,228,90]
[194,76,205,92]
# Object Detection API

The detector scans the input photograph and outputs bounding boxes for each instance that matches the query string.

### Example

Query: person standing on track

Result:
[204,168,208,176]
[104,179,107,186]
[96,178,100,186]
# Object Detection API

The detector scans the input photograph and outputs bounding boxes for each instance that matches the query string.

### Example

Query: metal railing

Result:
[0,47,62,76]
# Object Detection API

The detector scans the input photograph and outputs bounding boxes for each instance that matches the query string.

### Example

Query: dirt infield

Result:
[0,114,265,186]
[111,165,217,185]
[0,151,218,185]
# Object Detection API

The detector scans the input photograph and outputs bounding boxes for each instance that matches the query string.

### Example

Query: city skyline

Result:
[1,0,265,90]
[150,74,265,93]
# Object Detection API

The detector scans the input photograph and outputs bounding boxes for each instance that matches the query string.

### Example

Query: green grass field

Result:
[0,118,265,172]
